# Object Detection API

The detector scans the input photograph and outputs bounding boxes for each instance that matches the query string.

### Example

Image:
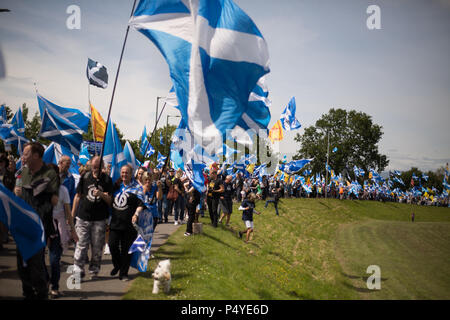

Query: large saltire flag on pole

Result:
[37,94,90,133]
[86,58,108,89]
[39,108,84,155]
[0,183,46,262]
[103,119,127,183]
[129,0,270,155]
[90,104,106,142]
[11,107,25,136]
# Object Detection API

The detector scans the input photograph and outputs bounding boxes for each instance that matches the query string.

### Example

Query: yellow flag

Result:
[268,120,284,143]
[246,163,255,174]
[90,104,106,142]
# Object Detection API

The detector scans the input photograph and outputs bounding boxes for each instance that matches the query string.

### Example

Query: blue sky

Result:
[0,0,449,172]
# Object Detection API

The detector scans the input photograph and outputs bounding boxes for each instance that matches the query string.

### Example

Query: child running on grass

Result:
[238,193,261,243]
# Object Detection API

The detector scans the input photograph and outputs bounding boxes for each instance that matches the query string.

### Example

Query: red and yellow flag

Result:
[268,120,284,143]
[90,104,106,142]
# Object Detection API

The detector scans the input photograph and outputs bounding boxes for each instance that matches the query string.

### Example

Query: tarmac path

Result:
[0,215,180,300]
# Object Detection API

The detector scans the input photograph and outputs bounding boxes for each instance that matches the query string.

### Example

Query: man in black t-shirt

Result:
[71,156,113,279]
[219,175,234,226]
[206,170,224,228]
[265,179,281,216]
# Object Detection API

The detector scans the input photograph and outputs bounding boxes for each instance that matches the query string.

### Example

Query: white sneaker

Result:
[103,244,111,255]
[174,221,178,225]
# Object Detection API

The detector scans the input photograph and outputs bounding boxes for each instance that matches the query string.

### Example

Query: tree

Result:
[293,108,389,178]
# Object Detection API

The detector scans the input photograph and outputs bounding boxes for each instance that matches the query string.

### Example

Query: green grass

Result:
[123,198,450,300]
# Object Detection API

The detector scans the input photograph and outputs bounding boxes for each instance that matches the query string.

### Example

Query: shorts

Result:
[244,220,254,229]
[220,198,233,214]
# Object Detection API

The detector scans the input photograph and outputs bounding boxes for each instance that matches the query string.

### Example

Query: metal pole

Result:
[98,0,137,178]
[156,96,160,128]
[325,129,330,199]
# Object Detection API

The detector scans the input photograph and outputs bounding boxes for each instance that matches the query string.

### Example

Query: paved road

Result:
[0,216,181,300]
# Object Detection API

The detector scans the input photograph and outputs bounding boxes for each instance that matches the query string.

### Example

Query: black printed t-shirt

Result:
[76,171,113,221]
[110,187,144,232]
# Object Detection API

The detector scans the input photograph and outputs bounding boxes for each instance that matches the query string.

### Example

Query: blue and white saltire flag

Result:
[232,75,272,144]
[2,125,29,156]
[86,58,108,89]
[170,144,185,171]
[157,151,167,164]
[353,165,360,177]
[185,159,207,193]
[0,183,46,262]
[139,125,150,156]
[145,143,155,158]
[129,194,154,272]
[156,151,167,169]
[79,143,90,165]
[393,176,405,186]
[164,86,179,109]
[124,141,140,171]
[280,97,301,132]
[443,178,450,190]
[286,159,312,174]
[359,168,365,177]
[0,104,7,124]
[394,170,401,176]
[103,119,127,183]
[422,173,429,181]
[11,107,25,136]
[39,107,84,155]
[412,173,418,180]
[129,0,270,154]
[43,142,81,184]
[37,94,90,133]
[159,131,164,146]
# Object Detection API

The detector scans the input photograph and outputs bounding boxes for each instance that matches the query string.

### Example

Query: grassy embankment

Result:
[124,198,450,300]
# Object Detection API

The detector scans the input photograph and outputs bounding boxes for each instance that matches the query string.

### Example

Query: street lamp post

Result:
[325,129,330,199]
[166,114,181,155]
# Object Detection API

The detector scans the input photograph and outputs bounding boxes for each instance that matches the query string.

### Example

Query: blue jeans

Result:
[48,236,62,291]
[157,193,166,220]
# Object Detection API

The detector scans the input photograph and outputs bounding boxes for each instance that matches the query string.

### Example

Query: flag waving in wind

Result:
[129,0,270,154]
[103,119,127,183]
[90,104,106,142]
[87,58,108,89]
[280,97,301,131]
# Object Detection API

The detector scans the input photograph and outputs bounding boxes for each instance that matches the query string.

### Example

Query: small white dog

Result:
[152,259,171,294]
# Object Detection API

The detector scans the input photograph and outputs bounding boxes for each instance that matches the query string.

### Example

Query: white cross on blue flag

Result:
[129,0,270,154]
[280,97,301,131]
[103,119,127,183]
[0,183,46,261]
